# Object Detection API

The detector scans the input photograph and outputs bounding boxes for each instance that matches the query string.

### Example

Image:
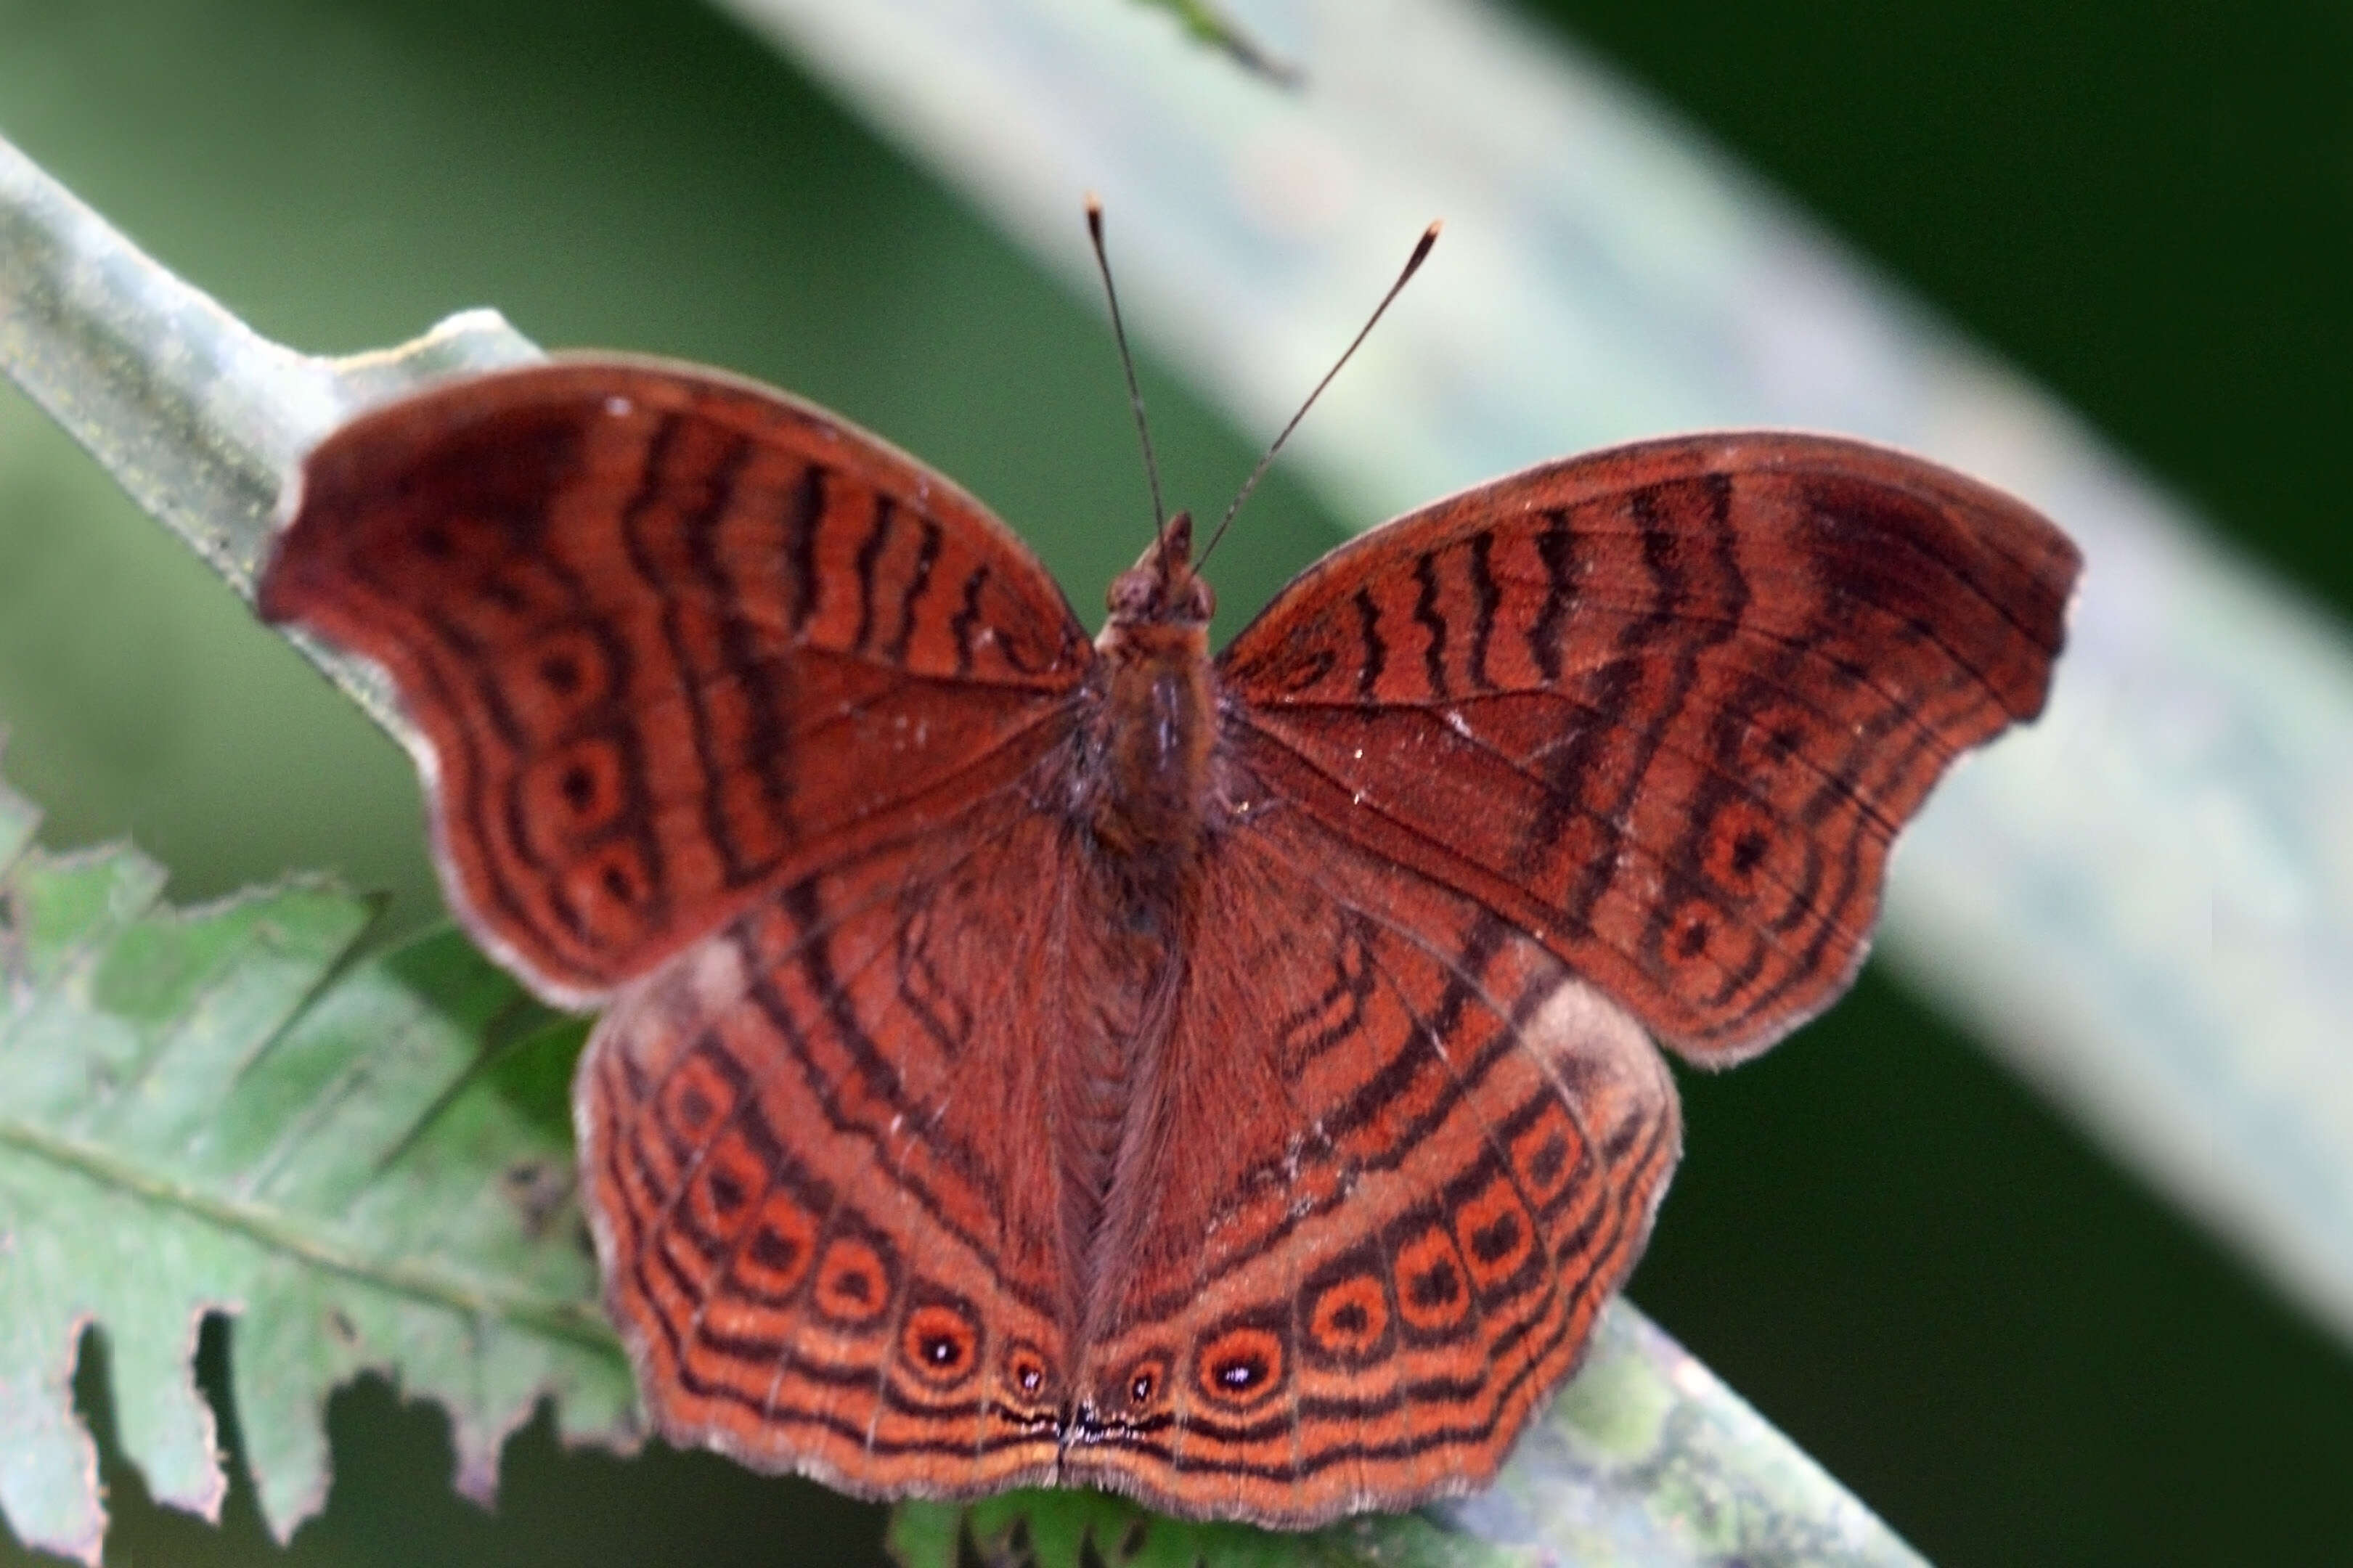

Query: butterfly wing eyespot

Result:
[1124,1356,1167,1408]
[900,1292,986,1390]
[1192,1314,1289,1410]
[1003,1342,1054,1402]
[810,1225,899,1330]
[1300,1261,1394,1367]
[1390,1216,1476,1337]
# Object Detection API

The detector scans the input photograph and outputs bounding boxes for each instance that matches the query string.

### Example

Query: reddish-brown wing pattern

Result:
[264,359,1099,1500]
[581,786,1120,1501]
[1223,433,2075,1061]
[262,360,2079,1529]
[261,362,1090,1005]
[1057,806,1679,1524]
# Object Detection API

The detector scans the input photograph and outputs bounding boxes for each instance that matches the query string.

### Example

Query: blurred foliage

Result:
[1130,0,1300,82]
[1528,0,2353,621]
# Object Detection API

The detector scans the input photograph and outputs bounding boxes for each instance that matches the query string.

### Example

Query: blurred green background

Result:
[2,0,2349,1563]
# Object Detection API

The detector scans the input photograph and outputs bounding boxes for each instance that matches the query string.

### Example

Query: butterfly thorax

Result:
[1084,513,1220,883]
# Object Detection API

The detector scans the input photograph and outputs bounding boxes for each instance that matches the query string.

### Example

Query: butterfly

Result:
[258,337,2076,1527]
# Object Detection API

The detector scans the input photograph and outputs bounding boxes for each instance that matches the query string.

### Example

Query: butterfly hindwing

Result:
[1059,801,1679,1524]
[581,776,1112,1500]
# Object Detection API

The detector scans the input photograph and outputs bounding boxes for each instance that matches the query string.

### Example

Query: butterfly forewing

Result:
[1218,432,2079,1061]
[260,359,1093,1005]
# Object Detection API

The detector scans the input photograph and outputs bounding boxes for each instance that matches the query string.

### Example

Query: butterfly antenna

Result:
[1197,221,1441,569]
[1086,195,1170,548]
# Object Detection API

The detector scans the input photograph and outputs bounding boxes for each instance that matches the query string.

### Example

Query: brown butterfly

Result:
[259,267,2076,1527]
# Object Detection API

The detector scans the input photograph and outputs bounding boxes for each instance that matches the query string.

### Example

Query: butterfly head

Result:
[1106,509,1216,629]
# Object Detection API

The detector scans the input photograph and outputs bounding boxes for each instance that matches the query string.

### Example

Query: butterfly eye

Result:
[1106,568,1156,618]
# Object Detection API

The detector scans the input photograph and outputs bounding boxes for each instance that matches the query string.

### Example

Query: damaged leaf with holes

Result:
[0,760,634,1563]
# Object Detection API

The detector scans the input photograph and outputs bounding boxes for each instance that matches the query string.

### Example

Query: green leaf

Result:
[0,760,635,1563]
